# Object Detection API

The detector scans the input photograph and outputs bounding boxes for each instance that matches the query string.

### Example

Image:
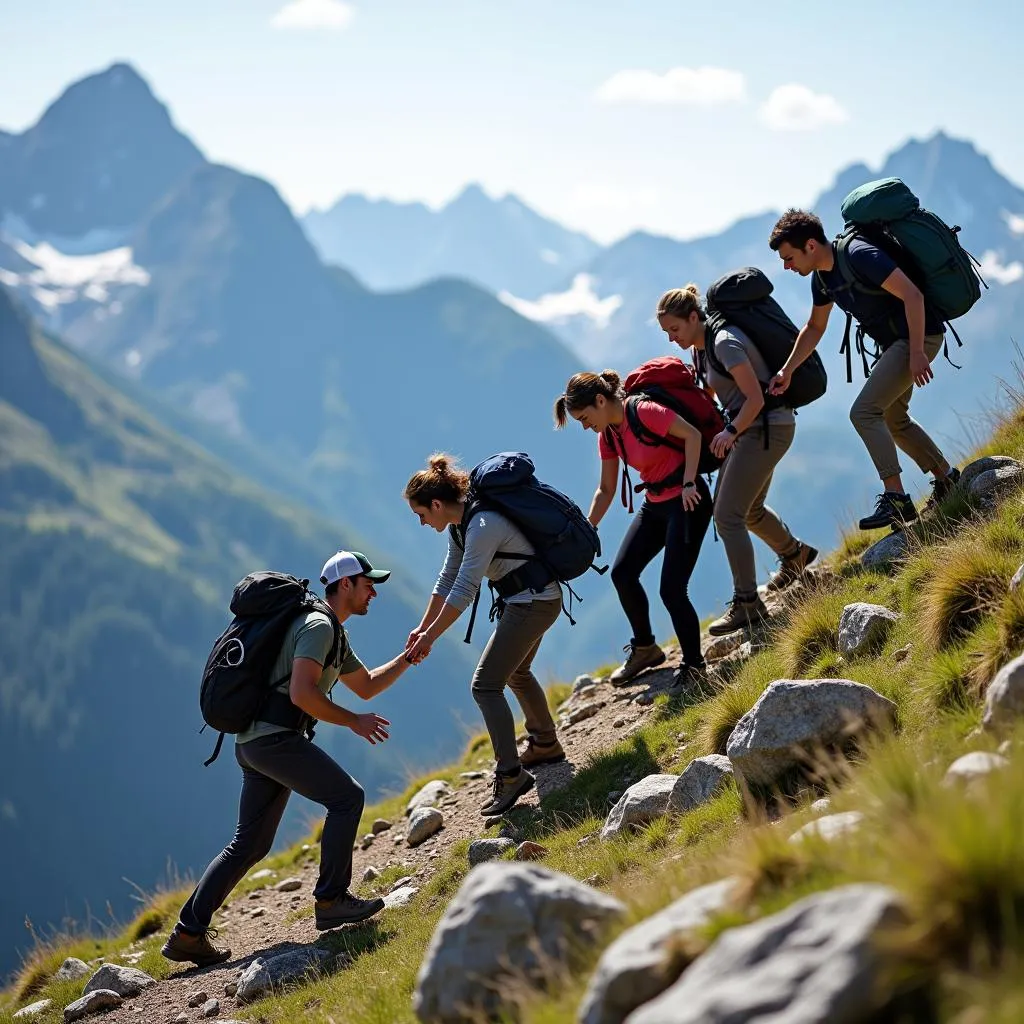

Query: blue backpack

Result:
[451,452,605,641]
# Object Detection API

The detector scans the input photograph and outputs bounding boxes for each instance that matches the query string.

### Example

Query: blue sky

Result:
[1,0,1021,243]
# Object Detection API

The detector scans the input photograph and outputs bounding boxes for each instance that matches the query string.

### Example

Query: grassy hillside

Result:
[5,391,1024,1021]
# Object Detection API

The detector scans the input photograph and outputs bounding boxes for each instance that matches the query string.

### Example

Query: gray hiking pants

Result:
[713,421,800,598]
[849,335,947,481]
[471,597,561,774]
[178,731,363,933]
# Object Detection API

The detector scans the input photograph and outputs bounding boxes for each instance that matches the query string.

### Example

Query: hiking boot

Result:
[858,492,919,531]
[480,768,536,817]
[922,467,961,515]
[161,926,232,967]
[708,595,770,637]
[670,662,710,697]
[609,642,666,686]
[519,736,566,768]
[314,892,386,930]
[766,542,819,592]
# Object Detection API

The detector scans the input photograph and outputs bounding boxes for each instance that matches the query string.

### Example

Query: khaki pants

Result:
[713,421,799,597]
[471,598,561,773]
[849,335,946,481]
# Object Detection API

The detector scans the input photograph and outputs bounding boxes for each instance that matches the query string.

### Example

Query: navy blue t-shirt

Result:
[811,237,943,346]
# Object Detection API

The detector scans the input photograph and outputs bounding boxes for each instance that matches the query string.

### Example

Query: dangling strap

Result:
[840,313,854,383]
[559,580,583,627]
[943,322,964,370]
[856,325,872,379]
[203,731,226,768]
[463,587,482,644]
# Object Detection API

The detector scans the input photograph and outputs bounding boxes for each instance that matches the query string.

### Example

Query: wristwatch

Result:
[682,481,696,490]
[724,423,738,436]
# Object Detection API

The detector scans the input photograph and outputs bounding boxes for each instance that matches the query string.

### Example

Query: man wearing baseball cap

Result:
[163,550,417,967]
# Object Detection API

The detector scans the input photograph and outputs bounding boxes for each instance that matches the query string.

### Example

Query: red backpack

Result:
[604,356,725,510]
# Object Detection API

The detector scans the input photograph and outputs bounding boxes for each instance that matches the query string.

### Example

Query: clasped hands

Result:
[405,629,433,664]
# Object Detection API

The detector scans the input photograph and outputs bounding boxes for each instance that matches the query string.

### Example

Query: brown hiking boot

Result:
[670,662,711,697]
[315,892,386,930]
[480,768,536,817]
[519,736,566,768]
[708,595,769,637]
[161,926,231,967]
[766,542,819,592]
[609,642,666,686]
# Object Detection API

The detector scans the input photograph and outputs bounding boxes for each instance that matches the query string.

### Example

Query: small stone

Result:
[575,683,598,701]
[613,718,626,728]
[573,674,596,692]
[236,948,332,1003]
[943,751,1010,786]
[983,652,1024,734]
[569,701,603,725]
[371,818,392,834]
[612,690,633,702]
[247,890,262,900]
[860,529,910,569]
[362,865,379,883]
[468,838,516,865]
[408,807,444,846]
[998,739,1014,756]
[247,868,274,882]
[484,814,503,827]
[810,797,832,812]
[274,877,302,892]
[1011,564,1024,593]
[249,907,265,918]
[384,885,420,908]
[301,844,311,851]
[790,811,865,843]
[54,957,92,982]
[390,875,415,892]
[634,693,654,707]
[13,999,51,1020]
[82,964,155,998]
[202,998,220,1017]
[188,990,209,1007]
[703,631,745,662]
[173,1015,188,1024]
[514,841,549,861]
[838,602,900,656]
[460,771,486,780]
[406,780,453,816]
[224,981,238,997]
[63,990,122,1022]
[893,644,913,663]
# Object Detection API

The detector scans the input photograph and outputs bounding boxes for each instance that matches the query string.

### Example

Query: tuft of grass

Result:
[970,586,1024,690]
[919,645,977,711]
[776,588,850,676]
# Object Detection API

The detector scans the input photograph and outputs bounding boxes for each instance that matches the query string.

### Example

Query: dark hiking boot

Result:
[922,467,961,515]
[480,768,536,817]
[519,736,566,768]
[766,542,819,592]
[314,892,386,930]
[670,662,711,697]
[858,492,919,531]
[609,642,666,686]
[161,926,231,967]
[708,595,770,637]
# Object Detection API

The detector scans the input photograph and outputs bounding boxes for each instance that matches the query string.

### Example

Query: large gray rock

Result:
[407,807,444,846]
[789,811,864,844]
[236,946,332,1003]
[63,990,122,1022]
[602,776,678,839]
[413,864,624,1023]
[468,837,516,865]
[961,456,1024,502]
[13,1000,51,1020]
[667,756,733,814]
[578,878,738,1024]
[983,652,1024,734]
[82,963,155,997]
[55,957,91,982]
[406,780,452,816]
[625,884,905,1024]
[860,529,909,569]
[837,603,900,656]
[726,679,897,787]
[943,751,1009,786]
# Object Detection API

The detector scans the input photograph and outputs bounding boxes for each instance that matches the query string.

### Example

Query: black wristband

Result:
[682,481,696,490]
[725,423,738,436]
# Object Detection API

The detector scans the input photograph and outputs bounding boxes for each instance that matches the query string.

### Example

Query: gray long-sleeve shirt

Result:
[433,508,561,611]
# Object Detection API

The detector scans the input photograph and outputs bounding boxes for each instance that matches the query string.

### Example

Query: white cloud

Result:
[759,84,849,131]
[500,274,623,330]
[271,0,354,31]
[1002,211,1024,236]
[979,250,1024,285]
[595,67,746,107]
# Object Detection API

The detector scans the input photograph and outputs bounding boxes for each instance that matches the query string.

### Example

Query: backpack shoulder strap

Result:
[702,322,731,381]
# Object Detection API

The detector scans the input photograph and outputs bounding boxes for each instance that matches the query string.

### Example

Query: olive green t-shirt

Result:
[236,610,363,745]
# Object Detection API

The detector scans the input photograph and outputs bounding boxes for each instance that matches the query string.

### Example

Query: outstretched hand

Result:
[350,712,391,745]
[407,633,433,663]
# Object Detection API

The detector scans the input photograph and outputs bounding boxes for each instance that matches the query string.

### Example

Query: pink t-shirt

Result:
[598,400,686,502]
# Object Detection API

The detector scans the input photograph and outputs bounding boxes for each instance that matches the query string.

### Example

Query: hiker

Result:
[404,453,567,818]
[657,282,818,635]
[554,370,713,690]
[768,209,959,529]
[162,551,415,967]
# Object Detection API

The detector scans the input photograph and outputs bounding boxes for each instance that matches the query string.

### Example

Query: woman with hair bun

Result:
[554,370,712,692]
[404,453,564,818]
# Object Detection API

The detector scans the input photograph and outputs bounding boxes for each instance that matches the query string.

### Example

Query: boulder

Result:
[963,457,1024,502]
[371,818,392,834]
[406,780,453,816]
[726,679,896,787]
[625,884,905,1024]
[602,776,678,839]
[667,756,733,814]
[837,603,900,656]
[13,1000,52,1020]
[54,958,91,982]
[469,838,516,865]
[63,991,122,1022]
[82,963,155,998]
[960,455,1019,491]
[983,652,1024,734]
[236,946,332,1003]
[578,878,738,1024]
[789,811,864,843]
[860,529,909,569]
[414,864,624,1023]
[407,807,444,846]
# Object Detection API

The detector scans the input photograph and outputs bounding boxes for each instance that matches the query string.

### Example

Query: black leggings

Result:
[610,480,712,667]
[178,732,364,933]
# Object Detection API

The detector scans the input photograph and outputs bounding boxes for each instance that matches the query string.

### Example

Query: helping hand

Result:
[351,712,391,745]
[407,633,433,663]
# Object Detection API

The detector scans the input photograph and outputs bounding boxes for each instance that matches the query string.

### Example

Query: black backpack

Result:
[199,571,341,765]
[703,267,828,414]
[451,452,605,641]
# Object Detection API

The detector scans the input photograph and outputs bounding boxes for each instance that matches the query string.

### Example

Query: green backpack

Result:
[827,177,986,380]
